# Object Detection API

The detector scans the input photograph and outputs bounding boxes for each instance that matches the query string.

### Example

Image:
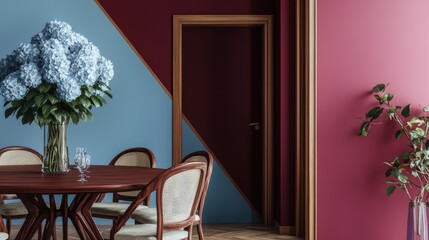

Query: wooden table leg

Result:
[16,195,48,240]
[69,193,102,240]
[61,194,68,240]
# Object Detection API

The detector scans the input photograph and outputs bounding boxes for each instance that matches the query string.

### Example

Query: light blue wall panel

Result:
[0,0,256,224]
[182,121,260,223]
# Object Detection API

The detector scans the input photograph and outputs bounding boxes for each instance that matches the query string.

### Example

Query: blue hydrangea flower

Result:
[15,43,40,65]
[0,53,20,81]
[56,76,81,101]
[19,63,42,88]
[0,20,114,104]
[67,33,89,61]
[40,39,71,84]
[97,57,114,85]
[42,20,73,42]
[0,72,28,101]
[71,43,100,86]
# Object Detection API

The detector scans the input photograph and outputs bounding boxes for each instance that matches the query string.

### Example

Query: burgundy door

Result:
[182,26,264,216]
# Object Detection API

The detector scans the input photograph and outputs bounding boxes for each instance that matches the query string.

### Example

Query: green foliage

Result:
[359,83,429,203]
[3,82,112,126]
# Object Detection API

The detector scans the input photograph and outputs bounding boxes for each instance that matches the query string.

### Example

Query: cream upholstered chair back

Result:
[0,146,42,166]
[110,162,207,240]
[181,151,213,217]
[161,167,203,223]
[110,147,155,168]
[106,147,156,203]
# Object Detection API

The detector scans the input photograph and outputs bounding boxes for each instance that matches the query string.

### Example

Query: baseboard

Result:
[274,220,295,235]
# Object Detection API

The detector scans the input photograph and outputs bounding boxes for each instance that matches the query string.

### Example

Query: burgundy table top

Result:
[0,165,165,194]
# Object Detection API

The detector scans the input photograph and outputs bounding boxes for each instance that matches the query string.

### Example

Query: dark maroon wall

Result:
[97,0,275,93]
[96,0,293,227]
[275,0,295,227]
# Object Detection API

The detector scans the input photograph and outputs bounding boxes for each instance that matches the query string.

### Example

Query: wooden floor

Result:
[10,224,302,239]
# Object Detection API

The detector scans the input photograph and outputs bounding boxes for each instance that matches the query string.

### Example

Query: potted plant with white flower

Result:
[0,20,114,173]
[359,83,429,240]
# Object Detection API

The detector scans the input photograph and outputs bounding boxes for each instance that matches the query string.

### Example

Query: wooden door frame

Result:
[172,15,273,226]
[296,0,316,239]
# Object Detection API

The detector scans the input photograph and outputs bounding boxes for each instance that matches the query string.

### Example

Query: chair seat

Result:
[132,208,201,224]
[101,224,188,240]
[116,190,140,198]
[0,202,28,216]
[0,201,61,216]
[0,232,8,240]
[2,194,17,200]
[91,202,148,217]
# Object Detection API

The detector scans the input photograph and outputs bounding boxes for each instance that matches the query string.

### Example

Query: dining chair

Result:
[130,151,213,240]
[0,232,7,240]
[102,161,207,240]
[91,147,156,219]
[0,146,43,239]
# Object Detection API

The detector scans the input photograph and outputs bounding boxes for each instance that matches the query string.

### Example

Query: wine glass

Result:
[77,155,90,182]
[74,147,86,169]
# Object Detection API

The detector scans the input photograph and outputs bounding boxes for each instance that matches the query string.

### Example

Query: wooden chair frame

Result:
[181,151,213,239]
[110,162,207,240]
[0,146,44,239]
[109,148,156,203]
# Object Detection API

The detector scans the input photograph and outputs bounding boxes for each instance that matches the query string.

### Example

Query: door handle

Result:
[248,122,260,130]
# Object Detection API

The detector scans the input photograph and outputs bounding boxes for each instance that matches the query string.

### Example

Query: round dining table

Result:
[0,165,165,240]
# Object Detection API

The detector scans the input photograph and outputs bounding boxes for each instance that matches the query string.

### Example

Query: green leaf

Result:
[80,98,91,108]
[392,169,400,178]
[401,104,411,118]
[385,169,393,177]
[395,130,403,140]
[398,174,408,183]
[366,107,384,120]
[70,111,79,124]
[416,128,425,137]
[34,95,47,107]
[37,83,52,93]
[359,122,370,136]
[423,106,429,112]
[21,112,34,125]
[412,171,419,177]
[374,94,383,104]
[386,185,396,196]
[104,91,113,99]
[393,158,400,168]
[86,111,93,121]
[425,184,429,191]
[372,84,386,93]
[90,96,101,107]
[47,95,59,104]
[96,95,107,104]
[383,93,394,102]
[4,107,16,119]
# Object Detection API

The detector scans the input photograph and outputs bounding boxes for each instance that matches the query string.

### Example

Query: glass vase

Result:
[42,122,70,173]
[407,202,429,240]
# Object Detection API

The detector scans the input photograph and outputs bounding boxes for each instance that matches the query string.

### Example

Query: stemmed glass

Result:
[77,153,91,182]
[74,147,86,169]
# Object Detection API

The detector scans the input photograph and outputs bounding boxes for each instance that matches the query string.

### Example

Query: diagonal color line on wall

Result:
[93,0,258,218]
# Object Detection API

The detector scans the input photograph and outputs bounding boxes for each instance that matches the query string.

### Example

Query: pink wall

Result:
[317,0,429,239]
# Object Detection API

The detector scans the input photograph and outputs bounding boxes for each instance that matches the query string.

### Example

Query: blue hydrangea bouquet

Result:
[0,20,114,173]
